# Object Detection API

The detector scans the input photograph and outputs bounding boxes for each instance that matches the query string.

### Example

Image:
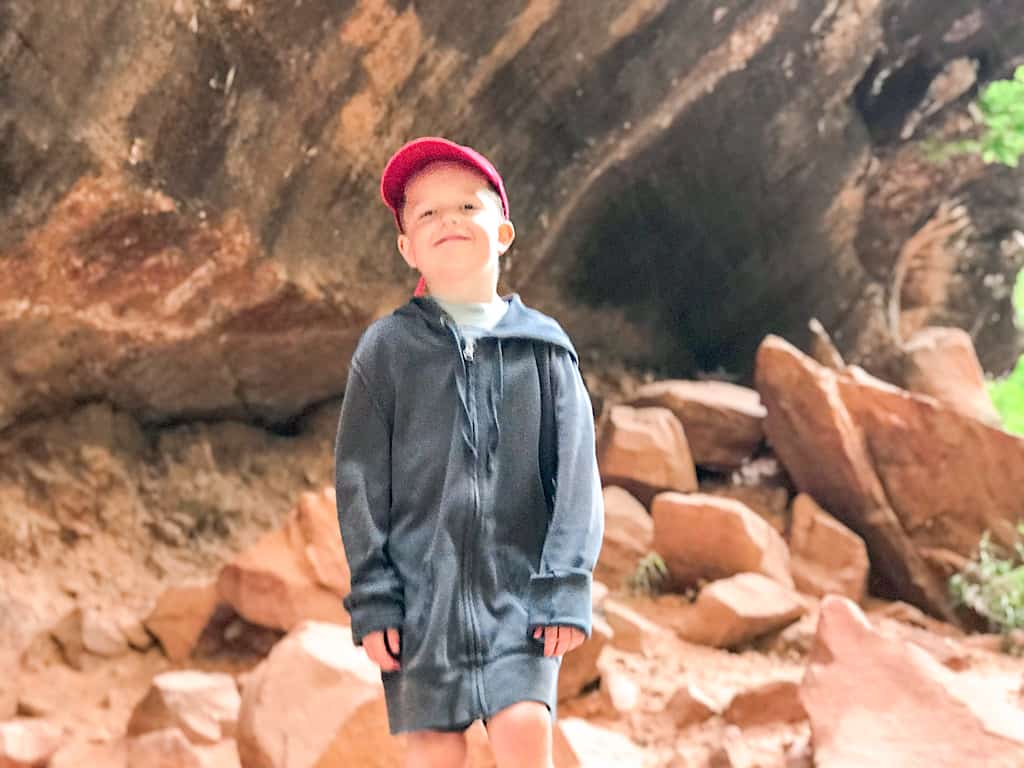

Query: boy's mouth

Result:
[434,235,470,246]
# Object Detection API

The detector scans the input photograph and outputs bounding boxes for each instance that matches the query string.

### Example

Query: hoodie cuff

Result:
[344,596,405,647]
[526,570,593,638]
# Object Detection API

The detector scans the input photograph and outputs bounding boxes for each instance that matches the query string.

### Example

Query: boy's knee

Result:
[489,700,551,736]
[404,729,469,768]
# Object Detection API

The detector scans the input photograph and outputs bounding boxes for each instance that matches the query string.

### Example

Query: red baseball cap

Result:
[381,137,510,225]
[381,137,510,297]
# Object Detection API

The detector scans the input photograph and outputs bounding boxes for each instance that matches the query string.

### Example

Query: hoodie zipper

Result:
[441,314,487,715]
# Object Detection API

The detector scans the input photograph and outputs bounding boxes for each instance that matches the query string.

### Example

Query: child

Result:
[334,137,603,768]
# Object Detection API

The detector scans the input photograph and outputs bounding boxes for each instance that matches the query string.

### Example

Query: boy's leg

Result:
[404,730,469,768]
[486,701,553,768]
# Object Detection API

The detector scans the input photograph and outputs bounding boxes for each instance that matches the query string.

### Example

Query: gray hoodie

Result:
[334,293,604,734]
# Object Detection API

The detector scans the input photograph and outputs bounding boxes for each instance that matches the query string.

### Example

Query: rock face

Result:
[2,0,1022,439]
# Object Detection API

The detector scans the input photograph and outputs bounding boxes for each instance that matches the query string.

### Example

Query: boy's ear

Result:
[397,233,416,268]
[497,220,515,253]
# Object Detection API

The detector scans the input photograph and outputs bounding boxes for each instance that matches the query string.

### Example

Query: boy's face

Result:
[397,162,514,300]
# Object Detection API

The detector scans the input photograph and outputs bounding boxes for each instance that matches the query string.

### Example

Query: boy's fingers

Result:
[555,628,571,656]
[544,626,558,657]
[386,627,401,657]
[533,627,543,640]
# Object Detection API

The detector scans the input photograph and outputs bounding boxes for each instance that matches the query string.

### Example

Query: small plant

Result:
[626,552,670,595]
[949,523,1024,646]
[987,270,1024,436]
[931,65,1024,168]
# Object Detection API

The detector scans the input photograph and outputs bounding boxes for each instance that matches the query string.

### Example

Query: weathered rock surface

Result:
[216,487,350,632]
[126,670,239,745]
[755,334,1024,620]
[682,573,805,649]
[597,405,698,504]
[652,492,792,589]
[236,620,399,768]
[787,493,869,602]
[627,380,765,469]
[144,581,220,662]
[0,718,63,768]
[596,486,653,587]
[801,596,1024,767]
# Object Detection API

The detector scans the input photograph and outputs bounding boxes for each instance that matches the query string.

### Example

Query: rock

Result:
[651,492,792,589]
[127,728,203,768]
[699,483,791,537]
[627,380,766,469]
[557,616,611,702]
[144,581,220,662]
[117,613,154,651]
[0,718,63,768]
[754,335,955,620]
[553,718,646,768]
[723,680,806,727]
[195,739,242,768]
[682,573,805,649]
[599,670,640,715]
[602,599,669,656]
[596,405,697,504]
[801,596,1024,767]
[901,326,1000,426]
[596,486,653,587]
[787,494,868,602]
[664,684,720,728]
[236,621,400,768]
[48,738,126,768]
[217,488,350,632]
[81,609,130,658]
[126,670,240,745]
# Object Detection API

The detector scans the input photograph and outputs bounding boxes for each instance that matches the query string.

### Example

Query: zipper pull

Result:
[463,337,475,362]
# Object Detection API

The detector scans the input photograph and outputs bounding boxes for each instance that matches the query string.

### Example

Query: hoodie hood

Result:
[395,293,578,363]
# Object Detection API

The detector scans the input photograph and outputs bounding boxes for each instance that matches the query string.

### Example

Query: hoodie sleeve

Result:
[526,347,605,637]
[334,359,404,646]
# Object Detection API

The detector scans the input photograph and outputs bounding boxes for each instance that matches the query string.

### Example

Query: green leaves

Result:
[949,526,1024,638]
[627,552,669,596]
[987,270,1024,436]
[974,66,1024,167]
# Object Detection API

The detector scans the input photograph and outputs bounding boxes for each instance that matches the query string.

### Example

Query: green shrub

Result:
[987,269,1024,435]
[626,552,669,596]
[949,523,1024,642]
[932,65,1024,167]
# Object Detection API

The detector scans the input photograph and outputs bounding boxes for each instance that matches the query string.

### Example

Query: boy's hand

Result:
[533,625,585,657]
[363,628,401,671]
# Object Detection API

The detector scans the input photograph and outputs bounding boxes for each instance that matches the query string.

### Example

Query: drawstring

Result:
[486,340,504,472]
[442,315,477,459]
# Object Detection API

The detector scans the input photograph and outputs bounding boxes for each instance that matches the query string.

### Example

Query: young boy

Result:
[334,137,603,768]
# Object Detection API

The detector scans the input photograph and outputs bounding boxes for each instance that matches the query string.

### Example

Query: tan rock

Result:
[599,670,640,715]
[723,679,805,727]
[664,683,720,728]
[628,379,766,469]
[602,599,668,656]
[0,719,63,768]
[127,728,202,768]
[596,486,654,587]
[901,326,1000,426]
[801,596,1024,767]
[127,670,240,745]
[217,488,349,632]
[683,573,805,649]
[700,483,791,536]
[81,609,130,658]
[754,335,955,620]
[557,616,611,702]
[236,620,400,768]
[788,494,868,602]
[48,738,126,768]
[652,492,792,589]
[144,581,220,662]
[597,405,697,504]
[553,718,646,768]
[117,613,154,651]
[196,739,241,768]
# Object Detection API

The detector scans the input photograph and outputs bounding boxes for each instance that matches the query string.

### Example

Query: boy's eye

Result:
[419,209,434,219]
[463,203,476,210]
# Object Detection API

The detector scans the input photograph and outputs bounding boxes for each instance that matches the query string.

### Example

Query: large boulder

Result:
[597,406,697,504]
[596,486,653,587]
[801,596,1024,767]
[627,380,766,469]
[236,621,400,768]
[217,488,350,632]
[144,581,220,662]
[126,670,240,745]
[754,334,1024,620]
[680,572,805,649]
[651,492,792,589]
[788,493,869,602]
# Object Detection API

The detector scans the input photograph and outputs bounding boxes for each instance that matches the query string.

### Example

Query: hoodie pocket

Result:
[400,558,435,662]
